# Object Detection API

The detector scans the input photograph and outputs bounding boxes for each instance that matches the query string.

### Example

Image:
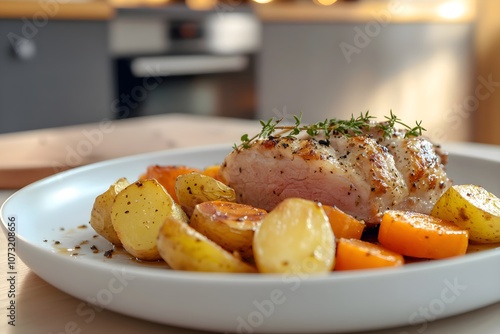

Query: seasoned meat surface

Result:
[220,132,451,224]
[382,136,450,214]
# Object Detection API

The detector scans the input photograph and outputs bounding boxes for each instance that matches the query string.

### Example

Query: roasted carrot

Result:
[140,165,201,203]
[378,210,469,259]
[322,205,365,240]
[334,238,404,271]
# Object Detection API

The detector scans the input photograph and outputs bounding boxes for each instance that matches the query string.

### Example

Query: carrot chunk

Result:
[334,238,404,271]
[322,205,365,240]
[140,165,200,203]
[378,210,469,259]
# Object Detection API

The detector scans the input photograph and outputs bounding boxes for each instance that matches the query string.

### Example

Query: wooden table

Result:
[1,114,500,334]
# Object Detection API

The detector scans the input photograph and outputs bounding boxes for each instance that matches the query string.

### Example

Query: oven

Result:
[109,5,260,120]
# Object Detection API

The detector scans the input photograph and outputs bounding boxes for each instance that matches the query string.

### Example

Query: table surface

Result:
[1,114,500,334]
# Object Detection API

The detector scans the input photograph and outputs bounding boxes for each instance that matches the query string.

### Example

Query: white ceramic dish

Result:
[1,143,500,334]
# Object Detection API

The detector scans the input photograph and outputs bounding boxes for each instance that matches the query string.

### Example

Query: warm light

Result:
[437,1,466,19]
[110,0,170,6]
[313,0,338,6]
[253,0,273,4]
[186,0,217,11]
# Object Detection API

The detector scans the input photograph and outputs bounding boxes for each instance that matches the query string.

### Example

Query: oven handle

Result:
[130,55,249,77]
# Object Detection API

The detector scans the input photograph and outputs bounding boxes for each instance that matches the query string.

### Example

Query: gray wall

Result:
[257,22,474,143]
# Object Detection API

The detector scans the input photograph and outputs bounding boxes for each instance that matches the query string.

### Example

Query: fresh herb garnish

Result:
[378,110,427,138]
[234,111,426,150]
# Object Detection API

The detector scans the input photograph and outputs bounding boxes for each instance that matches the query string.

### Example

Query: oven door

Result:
[114,53,256,120]
[110,7,260,120]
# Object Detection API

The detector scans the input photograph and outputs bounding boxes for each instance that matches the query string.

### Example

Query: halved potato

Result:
[157,216,256,273]
[139,165,201,203]
[89,177,130,246]
[175,172,236,216]
[253,198,336,274]
[431,184,500,243]
[111,179,188,261]
[201,165,224,182]
[190,201,267,262]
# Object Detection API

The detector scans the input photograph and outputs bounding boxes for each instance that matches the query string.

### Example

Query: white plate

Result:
[2,143,500,334]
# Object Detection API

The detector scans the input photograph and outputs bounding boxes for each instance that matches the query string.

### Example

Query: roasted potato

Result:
[253,198,336,274]
[157,216,256,273]
[175,172,236,216]
[431,184,500,243]
[111,179,188,261]
[89,177,130,246]
[201,165,224,182]
[190,201,267,262]
[140,165,201,203]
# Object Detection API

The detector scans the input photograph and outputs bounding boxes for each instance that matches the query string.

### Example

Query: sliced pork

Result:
[219,131,451,224]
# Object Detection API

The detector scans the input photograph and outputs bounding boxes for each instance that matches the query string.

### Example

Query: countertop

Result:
[0,114,260,189]
[1,114,500,334]
[0,0,114,20]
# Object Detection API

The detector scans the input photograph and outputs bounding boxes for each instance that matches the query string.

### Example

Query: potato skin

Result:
[157,216,257,273]
[431,184,500,243]
[190,201,267,262]
[140,165,201,203]
[111,179,188,261]
[89,177,130,246]
[175,172,236,216]
[253,198,336,274]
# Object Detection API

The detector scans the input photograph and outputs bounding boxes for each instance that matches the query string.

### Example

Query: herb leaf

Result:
[234,111,425,150]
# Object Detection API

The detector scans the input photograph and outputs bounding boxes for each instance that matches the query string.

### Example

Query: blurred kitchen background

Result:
[0,0,499,144]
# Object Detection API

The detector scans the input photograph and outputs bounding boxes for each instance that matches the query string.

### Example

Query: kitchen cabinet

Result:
[0,1,114,133]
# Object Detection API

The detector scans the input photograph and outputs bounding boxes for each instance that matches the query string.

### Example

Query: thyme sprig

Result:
[233,111,426,150]
[378,110,427,138]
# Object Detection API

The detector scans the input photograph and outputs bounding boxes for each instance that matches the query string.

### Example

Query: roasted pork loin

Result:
[219,129,451,224]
